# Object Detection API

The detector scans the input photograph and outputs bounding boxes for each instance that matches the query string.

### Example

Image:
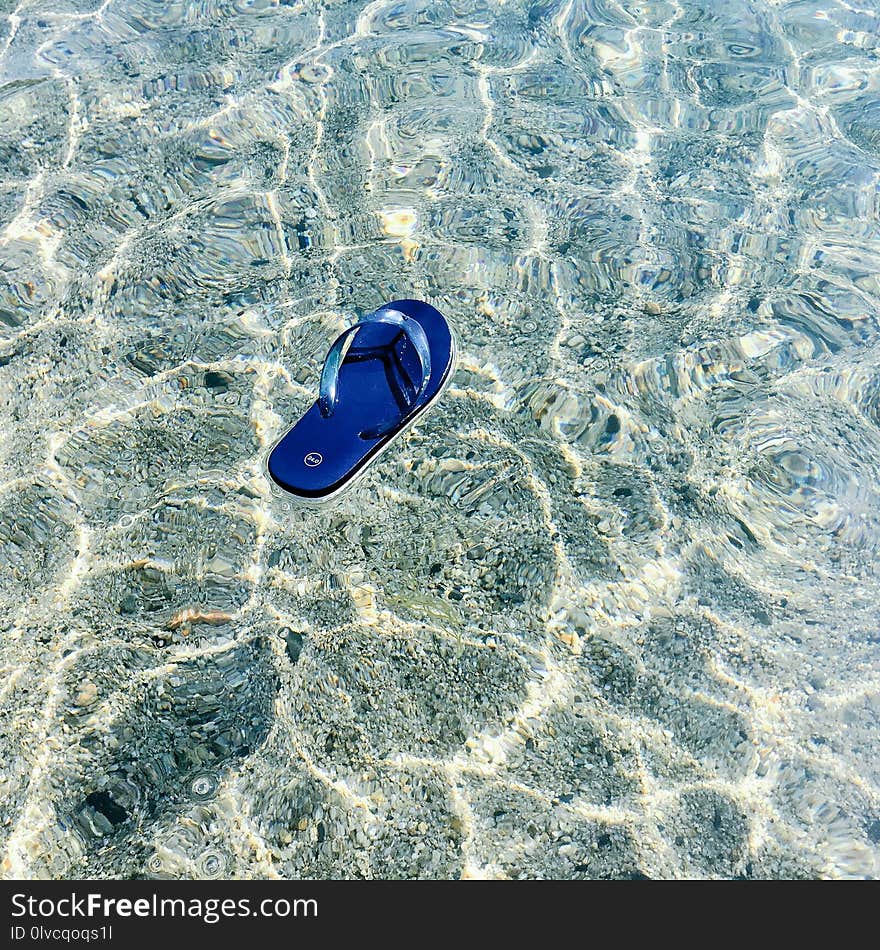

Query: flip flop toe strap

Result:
[318,308,432,439]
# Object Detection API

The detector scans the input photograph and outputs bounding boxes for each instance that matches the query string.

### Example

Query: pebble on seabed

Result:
[74,682,98,707]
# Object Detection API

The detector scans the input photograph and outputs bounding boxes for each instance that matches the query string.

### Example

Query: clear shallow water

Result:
[1,0,879,880]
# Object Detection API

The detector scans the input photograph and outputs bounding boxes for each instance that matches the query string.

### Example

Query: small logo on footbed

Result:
[304,452,323,467]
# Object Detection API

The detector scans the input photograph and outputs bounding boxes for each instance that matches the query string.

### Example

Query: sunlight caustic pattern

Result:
[0,0,879,879]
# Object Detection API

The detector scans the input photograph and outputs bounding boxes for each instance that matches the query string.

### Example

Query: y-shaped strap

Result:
[318,308,432,439]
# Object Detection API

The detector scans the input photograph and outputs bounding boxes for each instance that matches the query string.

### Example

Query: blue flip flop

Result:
[266,299,456,503]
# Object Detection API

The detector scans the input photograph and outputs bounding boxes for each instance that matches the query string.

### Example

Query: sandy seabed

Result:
[1,0,879,879]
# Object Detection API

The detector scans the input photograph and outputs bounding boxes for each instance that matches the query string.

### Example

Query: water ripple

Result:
[1,0,879,880]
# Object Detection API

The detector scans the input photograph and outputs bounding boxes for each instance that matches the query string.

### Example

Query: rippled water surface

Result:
[1,0,879,880]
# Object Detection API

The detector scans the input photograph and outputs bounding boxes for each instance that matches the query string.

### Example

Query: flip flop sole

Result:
[264,301,457,505]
